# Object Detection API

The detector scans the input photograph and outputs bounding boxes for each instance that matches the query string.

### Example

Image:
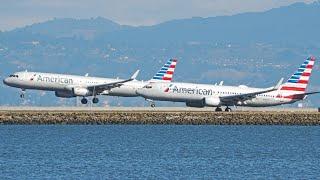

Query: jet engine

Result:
[73,87,91,96]
[204,97,221,107]
[55,91,75,98]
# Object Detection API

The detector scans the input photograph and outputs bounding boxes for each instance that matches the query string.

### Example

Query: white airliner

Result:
[137,57,319,111]
[3,59,178,104]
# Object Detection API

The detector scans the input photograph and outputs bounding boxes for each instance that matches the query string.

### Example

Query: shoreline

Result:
[0,107,319,125]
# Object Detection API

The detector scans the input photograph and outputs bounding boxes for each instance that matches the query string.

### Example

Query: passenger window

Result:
[144,85,152,89]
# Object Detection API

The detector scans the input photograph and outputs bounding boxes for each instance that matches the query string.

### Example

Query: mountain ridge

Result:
[2,2,320,44]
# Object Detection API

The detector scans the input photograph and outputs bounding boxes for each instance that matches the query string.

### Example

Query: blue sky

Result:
[0,0,315,31]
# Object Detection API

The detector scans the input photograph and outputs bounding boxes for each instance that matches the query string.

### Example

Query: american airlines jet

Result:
[137,57,319,111]
[3,59,178,104]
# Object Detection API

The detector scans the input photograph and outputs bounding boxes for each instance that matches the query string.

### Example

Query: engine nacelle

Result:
[55,91,75,98]
[204,97,221,107]
[73,87,91,96]
[100,90,111,95]
[186,101,205,108]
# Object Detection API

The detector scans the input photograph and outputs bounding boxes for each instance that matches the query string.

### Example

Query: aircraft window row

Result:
[216,91,274,98]
[257,94,275,98]
[216,91,241,95]
[9,75,19,78]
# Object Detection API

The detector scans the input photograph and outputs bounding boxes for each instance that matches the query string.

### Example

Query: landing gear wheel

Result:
[92,97,99,104]
[20,90,25,98]
[225,107,232,112]
[215,107,222,112]
[81,98,88,104]
[151,103,156,108]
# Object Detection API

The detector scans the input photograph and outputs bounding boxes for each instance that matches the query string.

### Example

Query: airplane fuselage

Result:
[3,71,147,97]
[137,82,301,107]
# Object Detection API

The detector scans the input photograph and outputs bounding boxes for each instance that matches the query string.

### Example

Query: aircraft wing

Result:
[87,70,140,93]
[220,78,284,103]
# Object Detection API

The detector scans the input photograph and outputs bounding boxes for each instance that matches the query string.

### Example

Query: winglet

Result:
[265,78,284,92]
[130,70,140,80]
[275,78,284,90]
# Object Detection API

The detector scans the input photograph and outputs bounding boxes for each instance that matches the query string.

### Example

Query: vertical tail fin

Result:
[150,58,178,82]
[280,56,316,94]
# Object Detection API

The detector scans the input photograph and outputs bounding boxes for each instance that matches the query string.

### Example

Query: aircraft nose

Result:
[3,78,8,85]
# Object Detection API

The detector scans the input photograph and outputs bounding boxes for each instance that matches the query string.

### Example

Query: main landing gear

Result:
[92,97,99,104]
[225,107,232,112]
[215,107,232,112]
[81,97,99,104]
[81,98,88,104]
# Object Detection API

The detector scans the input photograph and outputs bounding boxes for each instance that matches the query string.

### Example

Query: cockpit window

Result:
[9,74,18,78]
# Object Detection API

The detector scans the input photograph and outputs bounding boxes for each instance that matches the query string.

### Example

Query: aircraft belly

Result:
[241,98,293,107]
[108,86,138,97]
[162,92,200,102]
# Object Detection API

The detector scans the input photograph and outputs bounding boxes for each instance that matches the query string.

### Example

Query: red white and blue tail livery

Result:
[278,56,316,100]
[280,56,315,93]
[150,59,177,82]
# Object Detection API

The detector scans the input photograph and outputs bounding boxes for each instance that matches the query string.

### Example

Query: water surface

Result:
[0,125,319,179]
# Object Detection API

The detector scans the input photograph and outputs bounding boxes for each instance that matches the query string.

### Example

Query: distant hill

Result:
[102,2,320,45]
[2,2,320,44]
[0,2,320,106]
[9,17,131,40]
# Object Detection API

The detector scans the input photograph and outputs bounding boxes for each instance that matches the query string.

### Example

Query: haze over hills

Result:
[11,17,131,40]
[0,2,319,107]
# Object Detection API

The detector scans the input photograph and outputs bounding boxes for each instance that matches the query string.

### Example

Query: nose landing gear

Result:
[145,99,156,108]
[20,89,26,98]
